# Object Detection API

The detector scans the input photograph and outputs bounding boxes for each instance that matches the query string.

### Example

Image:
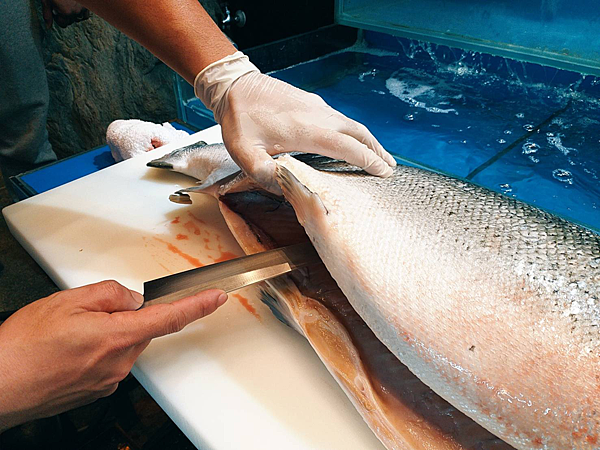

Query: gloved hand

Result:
[194,52,396,193]
[106,119,190,162]
[0,281,227,432]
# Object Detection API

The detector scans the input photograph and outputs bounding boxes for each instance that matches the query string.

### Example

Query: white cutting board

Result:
[2,126,385,450]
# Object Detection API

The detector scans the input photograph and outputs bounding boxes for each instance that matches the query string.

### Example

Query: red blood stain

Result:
[153,237,203,267]
[176,234,188,240]
[212,251,238,263]
[232,293,260,321]
[586,435,598,445]
[188,211,206,225]
[183,221,201,235]
[171,216,180,224]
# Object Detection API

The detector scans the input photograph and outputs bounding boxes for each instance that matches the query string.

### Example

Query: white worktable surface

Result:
[2,125,385,450]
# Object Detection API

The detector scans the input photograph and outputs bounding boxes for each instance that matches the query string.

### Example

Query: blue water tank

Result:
[336,0,600,75]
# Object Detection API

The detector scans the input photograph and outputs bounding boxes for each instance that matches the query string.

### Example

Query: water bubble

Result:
[449,63,470,76]
[529,156,540,163]
[551,117,572,129]
[516,112,525,119]
[547,134,576,156]
[431,124,440,128]
[497,138,507,144]
[504,130,513,135]
[404,114,415,121]
[522,142,540,154]
[552,169,573,184]
[583,167,599,180]
[358,69,377,82]
[523,124,535,132]
[500,183,512,193]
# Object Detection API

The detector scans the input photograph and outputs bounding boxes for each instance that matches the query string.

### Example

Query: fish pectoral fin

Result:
[276,165,328,226]
[199,167,239,189]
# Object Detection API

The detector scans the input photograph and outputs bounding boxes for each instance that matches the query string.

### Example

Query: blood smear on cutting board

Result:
[211,251,238,263]
[153,237,204,267]
[183,221,202,236]
[233,293,260,321]
[171,216,180,224]
[176,234,188,240]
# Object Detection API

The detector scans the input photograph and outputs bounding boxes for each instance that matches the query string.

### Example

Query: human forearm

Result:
[0,342,25,433]
[77,0,236,83]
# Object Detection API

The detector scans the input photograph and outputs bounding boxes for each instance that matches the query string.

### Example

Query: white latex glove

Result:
[106,119,189,162]
[194,52,396,193]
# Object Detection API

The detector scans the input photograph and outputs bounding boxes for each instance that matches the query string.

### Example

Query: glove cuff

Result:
[194,51,260,123]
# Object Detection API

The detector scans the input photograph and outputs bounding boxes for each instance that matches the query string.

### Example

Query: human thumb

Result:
[224,135,282,195]
[116,290,228,345]
[74,280,144,313]
[245,151,282,195]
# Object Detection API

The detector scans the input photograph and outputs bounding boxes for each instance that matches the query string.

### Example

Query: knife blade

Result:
[143,242,321,307]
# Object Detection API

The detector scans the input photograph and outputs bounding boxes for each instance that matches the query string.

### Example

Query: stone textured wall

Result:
[40,1,222,159]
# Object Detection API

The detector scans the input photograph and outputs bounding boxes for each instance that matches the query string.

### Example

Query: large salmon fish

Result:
[151,143,600,449]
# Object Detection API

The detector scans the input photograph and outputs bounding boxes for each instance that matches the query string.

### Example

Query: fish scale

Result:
[275,154,599,449]
[355,164,600,333]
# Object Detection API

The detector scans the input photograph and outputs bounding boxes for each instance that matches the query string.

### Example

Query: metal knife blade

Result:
[143,242,321,307]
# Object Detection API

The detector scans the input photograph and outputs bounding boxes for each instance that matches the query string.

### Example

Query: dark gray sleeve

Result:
[0,0,56,167]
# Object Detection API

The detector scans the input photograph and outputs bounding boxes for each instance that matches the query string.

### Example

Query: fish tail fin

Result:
[276,162,328,226]
[147,159,174,169]
[147,141,209,170]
